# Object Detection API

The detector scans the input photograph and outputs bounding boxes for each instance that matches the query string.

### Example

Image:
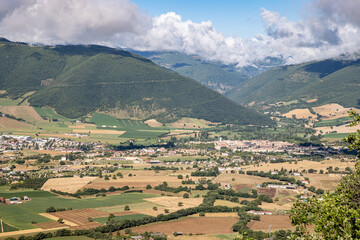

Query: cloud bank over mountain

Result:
[1,0,359,67]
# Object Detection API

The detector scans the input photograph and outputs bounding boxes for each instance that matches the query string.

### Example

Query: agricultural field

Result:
[131,216,238,235]
[85,170,185,189]
[243,159,355,175]
[34,107,72,122]
[247,215,295,231]
[1,221,19,233]
[41,177,96,193]
[43,237,92,240]
[0,97,21,106]
[314,116,351,127]
[214,173,281,191]
[282,108,316,119]
[93,213,150,224]
[87,112,169,140]
[0,192,158,230]
[89,113,119,127]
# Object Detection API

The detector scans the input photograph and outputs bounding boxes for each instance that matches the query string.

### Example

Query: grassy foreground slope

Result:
[227,56,360,109]
[0,38,271,126]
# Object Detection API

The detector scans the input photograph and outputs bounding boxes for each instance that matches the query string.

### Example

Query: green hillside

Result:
[227,56,360,110]
[0,38,271,126]
[131,51,249,93]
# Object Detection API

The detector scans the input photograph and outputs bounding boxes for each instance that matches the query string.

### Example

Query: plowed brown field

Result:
[132,217,238,234]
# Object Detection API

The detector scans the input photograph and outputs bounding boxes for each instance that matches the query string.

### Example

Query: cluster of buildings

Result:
[0,135,104,152]
[189,139,344,156]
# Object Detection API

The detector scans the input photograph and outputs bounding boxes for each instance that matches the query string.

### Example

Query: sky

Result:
[1,0,360,67]
[132,0,310,39]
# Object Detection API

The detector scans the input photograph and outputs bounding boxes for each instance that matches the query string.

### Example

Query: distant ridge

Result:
[0,38,272,125]
[227,54,360,110]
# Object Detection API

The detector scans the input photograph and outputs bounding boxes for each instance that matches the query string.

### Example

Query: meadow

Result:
[0,191,158,229]
[34,107,72,122]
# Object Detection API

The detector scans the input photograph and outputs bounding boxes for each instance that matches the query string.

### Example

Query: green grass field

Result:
[117,119,151,129]
[0,192,158,229]
[323,133,349,139]
[120,129,167,139]
[214,234,238,239]
[96,202,161,213]
[34,107,72,122]
[315,117,351,127]
[93,214,150,224]
[89,113,118,127]
[0,190,55,199]
[89,113,168,140]
[0,97,21,106]
[1,221,19,232]
[44,237,93,240]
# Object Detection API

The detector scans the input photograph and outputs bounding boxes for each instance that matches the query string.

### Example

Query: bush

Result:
[46,206,56,213]
[183,193,190,198]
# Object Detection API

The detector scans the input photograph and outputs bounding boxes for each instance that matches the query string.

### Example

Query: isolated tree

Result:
[290,111,360,239]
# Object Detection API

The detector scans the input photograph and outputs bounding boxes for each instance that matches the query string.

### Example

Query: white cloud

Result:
[0,0,360,68]
[0,0,151,45]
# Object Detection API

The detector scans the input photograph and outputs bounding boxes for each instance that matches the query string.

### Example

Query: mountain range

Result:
[0,38,271,125]
[227,53,360,111]
[131,50,284,94]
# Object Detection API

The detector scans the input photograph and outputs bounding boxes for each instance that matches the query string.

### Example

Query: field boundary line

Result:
[39,213,78,227]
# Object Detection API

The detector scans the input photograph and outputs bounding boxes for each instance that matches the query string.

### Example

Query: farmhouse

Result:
[267,184,297,189]
[247,210,273,215]
[9,197,22,204]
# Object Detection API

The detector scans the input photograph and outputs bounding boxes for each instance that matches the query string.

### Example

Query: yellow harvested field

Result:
[214,200,243,208]
[315,123,360,134]
[313,103,360,120]
[28,150,68,155]
[201,212,238,217]
[73,129,125,135]
[214,173,281,190]
[146,196,203,210]
[42,177,96,193]
[248,215,295,231]
[302,173,343,190]
[282,108,316,119]
[0,106,44,122]
[167,118,214,129]
[0,117,36,130]
[133,196,203,216]
[306,98,318,103]
[86,170,183,189]
[144,119,163,127]
[243,159,355,173]
[260,201,294,211]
